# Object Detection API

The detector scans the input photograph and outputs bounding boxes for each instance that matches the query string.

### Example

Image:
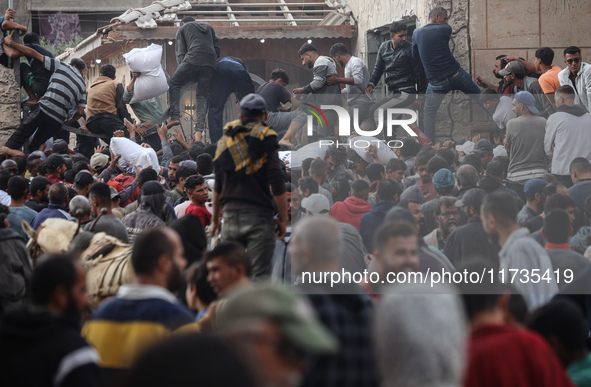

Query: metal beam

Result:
[181,9,331,14]
[276,0,297,26]
[167,18,323,22]
[226,5,239,26]
[189,2,327,6]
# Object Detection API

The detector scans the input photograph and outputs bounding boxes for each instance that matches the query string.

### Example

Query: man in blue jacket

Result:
[360,179,401,252]
[412,7,482,141]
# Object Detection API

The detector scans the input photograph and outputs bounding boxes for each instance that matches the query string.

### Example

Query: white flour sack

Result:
[110,137,161,175]
[123,44,169,104]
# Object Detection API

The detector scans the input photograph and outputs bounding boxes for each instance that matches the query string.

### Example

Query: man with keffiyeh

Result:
[211,93,288,279]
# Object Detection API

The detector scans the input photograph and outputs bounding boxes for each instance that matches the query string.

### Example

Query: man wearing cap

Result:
[444,188,500,268]
[500,61,554,117]
[411,7,483,141]
[217,284,338,387]
[74,170,95,197]
[421,168,459,234]
[122,181,167,244]
[424,196,459,251]
[518,177,548,227]
[545,85,591,188]
[302,193,368,274]
[211,93,288,280]
[504,91,548,189]
[558,46,591,113]
[45,154,67,185]
[289,216,378,387]
[50,139,75,156]
[30,183,72,230]
[90,153,109,176]
[470,139,494,169]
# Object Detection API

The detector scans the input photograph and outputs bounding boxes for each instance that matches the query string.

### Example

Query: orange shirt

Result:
[538,65,562,94]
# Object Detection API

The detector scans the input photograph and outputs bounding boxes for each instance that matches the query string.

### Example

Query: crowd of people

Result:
[1,3,591,387]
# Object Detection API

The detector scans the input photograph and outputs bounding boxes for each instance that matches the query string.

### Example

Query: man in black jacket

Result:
[366,22,426,124]
[0,254,101,387]
[444,188,500,268]
[168,17,220,133]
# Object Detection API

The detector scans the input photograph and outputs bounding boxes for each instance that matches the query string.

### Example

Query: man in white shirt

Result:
[545,85,591,188]
[558,46,591,113]
[480,88,515,130]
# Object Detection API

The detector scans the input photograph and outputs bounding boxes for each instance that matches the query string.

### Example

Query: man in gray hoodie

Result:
[122,181,167,244]
[168,17,220,133]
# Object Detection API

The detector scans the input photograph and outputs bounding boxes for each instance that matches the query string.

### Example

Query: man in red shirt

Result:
[460,260,574,387]
[44,154,66,185]
[185,175,211,227]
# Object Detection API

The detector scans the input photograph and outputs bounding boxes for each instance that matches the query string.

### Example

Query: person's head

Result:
[436,148,457,171]
[69,58,86,73]
[0,204,8,229]
[175,165,197,190]
[435,196,460,236]
[48,183,68,206]
[544,193,575,225]
[329,42,349,68]
[30,176,51,202]
[301,158,314,177]
[460,154,482,175]
[23,32,40,45]
[456,188,487,219]
[185,175,208,206]
[485,159,505,181]
[374,221,419,275]
[523,177,548,211]
[123,333,257,387]
[513,91,539,116]
[138,167,159,188]
[239,93,268,122]
[481,192,519,244]
[1,159,18,176]
[286,183,301,222]
[270,68,290,85]
[499,60,525,84]
[527,299,588,367]
[324,146,347,173]
[185,262,217,311]
[297,176,318,198]
[309,158,328,183]
[346,149,369,177]
[426,155,450,178]
[188,141,205,161]
[27,155,44,177]
[534,47,554,71]
[300,193,330,216]
[429,6,448,24]
[46,154,67,178]
[217,285,337,387]
[366,162,385,183]
[73,170,94,196]
[181,16,195,24]
[168,155,187,183]
[68,195,90,221]
[386,158,406,182]
[542,209,572,244]
[456,164,478,189]
[31,254,89,319]
[397,137,421,159]
[480,88,501,112]
[493,54,508,79]
[554,84,577,109]
[376,179,401,203]
[88,182,112,216]
[289,216,341,275]
[458,260,508,323]
[375,284,466,387]
[197,153,213,176]
[432,168,455,196]
[90,153,109,174]
[350,179,369,201]
[298,43,319,69]
[132,227,187,292]
[7,176,29,202]
[99,64,116,79]
[415,151,434,184]
[477,175,500,194]
[398,199,424,231]
[205,241,251,295]
[471,139,494,168]
[389,21,408,49]
[564,46,582,75]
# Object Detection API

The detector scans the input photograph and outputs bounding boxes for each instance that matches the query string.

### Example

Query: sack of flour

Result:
[123,44,168,104]
[110,137,160,175]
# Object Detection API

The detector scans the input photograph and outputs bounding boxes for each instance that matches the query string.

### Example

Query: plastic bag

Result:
[123,44,168,104]
[110,137,161,175]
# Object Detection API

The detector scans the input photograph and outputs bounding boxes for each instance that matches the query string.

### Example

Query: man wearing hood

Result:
[544,85,591,188]
[329,179,372,230]
[0,254,101,386]
[122,181,167,244]
[83,64,133,158]
[359,179,401,252]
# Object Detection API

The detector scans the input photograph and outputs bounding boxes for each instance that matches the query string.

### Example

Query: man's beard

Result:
[493,71,504,79]
[306,61,313,69]
[487,231,500,245]
[167,262,183,293]
[442,222,457,235]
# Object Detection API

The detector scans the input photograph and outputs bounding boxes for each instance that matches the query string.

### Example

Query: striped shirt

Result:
[39,56,87,123]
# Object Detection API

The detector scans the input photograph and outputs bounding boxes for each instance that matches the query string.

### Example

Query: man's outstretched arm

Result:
[4,30,42,62]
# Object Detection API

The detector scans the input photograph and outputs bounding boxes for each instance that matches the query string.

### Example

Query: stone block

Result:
[487,0,540,49]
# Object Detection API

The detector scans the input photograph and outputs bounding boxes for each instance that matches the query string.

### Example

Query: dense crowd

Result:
[0,4,591,387]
